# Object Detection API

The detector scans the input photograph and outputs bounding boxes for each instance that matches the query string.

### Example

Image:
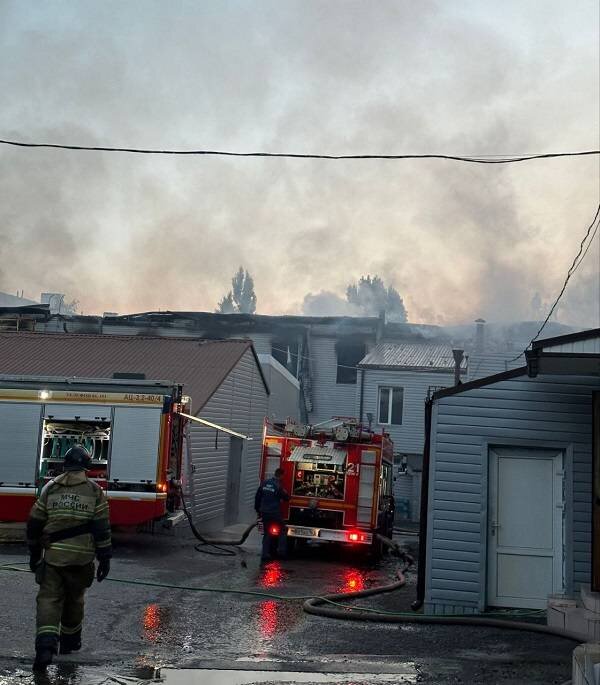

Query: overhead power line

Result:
[509,203,600,363]
[0,138,598,163]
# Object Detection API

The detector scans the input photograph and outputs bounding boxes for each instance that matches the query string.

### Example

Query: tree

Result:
[346,275,407,322]
[217,267,257,314]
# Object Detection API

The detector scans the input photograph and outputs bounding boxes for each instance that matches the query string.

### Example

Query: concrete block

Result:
[581,584,600,615]
[572,643,600,684]
[548,593,578,609]
[548,606,568,629]
[563,607,600,643]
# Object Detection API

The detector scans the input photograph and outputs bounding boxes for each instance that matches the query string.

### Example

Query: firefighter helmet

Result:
[64,445,92,472]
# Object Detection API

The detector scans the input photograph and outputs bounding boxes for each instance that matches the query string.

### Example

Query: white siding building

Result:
[419,328,600,615]
[258,354,300,423]
[356,343,466,520]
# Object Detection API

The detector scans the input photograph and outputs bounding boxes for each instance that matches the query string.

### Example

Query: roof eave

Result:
[432,366,528,400]
[531,327,600,350]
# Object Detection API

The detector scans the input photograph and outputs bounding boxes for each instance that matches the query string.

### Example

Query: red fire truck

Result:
[0,375,187,526]
[260,418,395,553]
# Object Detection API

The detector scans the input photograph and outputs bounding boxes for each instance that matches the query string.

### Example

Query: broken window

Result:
[378,387,404,425]
[335,339,366,384]
[271,337,299,376]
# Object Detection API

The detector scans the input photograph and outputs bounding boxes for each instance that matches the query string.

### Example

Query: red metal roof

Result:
[0,332,268,412]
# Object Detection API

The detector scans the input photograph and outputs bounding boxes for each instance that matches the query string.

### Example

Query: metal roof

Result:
[0,331,268,412]
[359,343,467,372]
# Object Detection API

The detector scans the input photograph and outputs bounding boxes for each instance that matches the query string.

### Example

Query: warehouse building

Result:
[0,332,270,531]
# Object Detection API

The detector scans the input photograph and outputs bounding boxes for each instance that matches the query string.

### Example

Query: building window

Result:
[335,339,366,384]
[271,337,299,376]
[378,387,403,425]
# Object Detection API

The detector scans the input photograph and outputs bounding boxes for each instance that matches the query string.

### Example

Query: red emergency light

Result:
[268,523,281,537]
[347,531,367,543]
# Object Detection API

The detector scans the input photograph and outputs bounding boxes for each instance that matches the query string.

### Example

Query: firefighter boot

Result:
[33,635,57,671]
[33,648,54,671]
[59,630,82,654]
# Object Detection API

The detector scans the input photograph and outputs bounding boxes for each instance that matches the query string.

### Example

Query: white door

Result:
[487,447,563,609]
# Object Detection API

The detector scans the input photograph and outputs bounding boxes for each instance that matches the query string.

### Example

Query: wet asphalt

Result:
[0,528,575,684]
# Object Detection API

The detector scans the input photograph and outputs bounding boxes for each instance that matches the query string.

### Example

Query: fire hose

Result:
[173,503,587,642]
[0,516,586,642]
[0,555,586,643]
[179,489,257,556]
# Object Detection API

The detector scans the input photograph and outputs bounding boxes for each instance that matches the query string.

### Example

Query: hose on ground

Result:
[304,560,585,643]
[179,490,257,556]
[0,560,586,642]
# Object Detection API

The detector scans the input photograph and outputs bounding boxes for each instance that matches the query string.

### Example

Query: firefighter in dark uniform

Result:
[27,445,112,670]
[254,467,289,562]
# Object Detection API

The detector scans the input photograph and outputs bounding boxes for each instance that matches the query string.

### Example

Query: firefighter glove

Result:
[29,549,41,573]
[96,558,110,583]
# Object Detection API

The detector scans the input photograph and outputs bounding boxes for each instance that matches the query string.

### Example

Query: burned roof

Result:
[101,310,381,336]
[0,331,268,412]
[359,343,468,372]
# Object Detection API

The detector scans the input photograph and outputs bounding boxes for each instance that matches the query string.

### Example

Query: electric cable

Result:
[508,204,600,363]
[0,138,598,163]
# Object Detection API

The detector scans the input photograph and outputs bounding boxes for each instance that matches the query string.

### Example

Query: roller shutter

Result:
[109,407,161,483]
[0,403,42,486]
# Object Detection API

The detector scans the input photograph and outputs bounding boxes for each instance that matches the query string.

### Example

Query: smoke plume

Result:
[0,1,597,326]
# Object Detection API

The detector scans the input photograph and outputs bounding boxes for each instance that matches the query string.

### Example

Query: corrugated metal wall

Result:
[309,336,358,424]
[188,348,268,530]
[425,373,598,615]
[542,339,600,353]
[241,333,272,355]
[466,353,523,381]
[356,368,455,454]
[258,356,300,422]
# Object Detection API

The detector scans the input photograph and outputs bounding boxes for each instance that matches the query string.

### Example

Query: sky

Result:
[0,0,598,326]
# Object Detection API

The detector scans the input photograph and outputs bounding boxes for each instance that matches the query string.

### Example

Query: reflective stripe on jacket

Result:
[27,471,112,566]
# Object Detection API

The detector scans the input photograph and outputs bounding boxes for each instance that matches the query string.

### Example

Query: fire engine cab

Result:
[0,375,188,526]
[260,418,395,553]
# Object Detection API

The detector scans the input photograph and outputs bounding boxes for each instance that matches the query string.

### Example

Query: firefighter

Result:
[27,445,112,671]
[254,467,289,562]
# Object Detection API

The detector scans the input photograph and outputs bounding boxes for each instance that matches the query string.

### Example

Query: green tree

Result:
[217,267,257,314]
[346,275,407,322]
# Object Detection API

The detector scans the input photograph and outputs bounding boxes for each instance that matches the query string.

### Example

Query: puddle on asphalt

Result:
[0,664,158,685]
[0,665,418,685]
[160,668,418,684]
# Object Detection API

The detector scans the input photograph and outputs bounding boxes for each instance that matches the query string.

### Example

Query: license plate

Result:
[290,526,316,537]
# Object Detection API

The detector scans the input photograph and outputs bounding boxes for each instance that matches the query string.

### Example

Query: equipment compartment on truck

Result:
[0,375,188,526]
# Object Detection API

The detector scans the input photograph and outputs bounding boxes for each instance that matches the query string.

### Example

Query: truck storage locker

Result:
[0,403,42,486]
[109,406,162,483]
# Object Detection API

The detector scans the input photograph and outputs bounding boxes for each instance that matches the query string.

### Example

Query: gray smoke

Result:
[0,1,597,326]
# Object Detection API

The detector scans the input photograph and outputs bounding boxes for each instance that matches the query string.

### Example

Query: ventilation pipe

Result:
[452,349,464,386]
[475,318,486,353]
